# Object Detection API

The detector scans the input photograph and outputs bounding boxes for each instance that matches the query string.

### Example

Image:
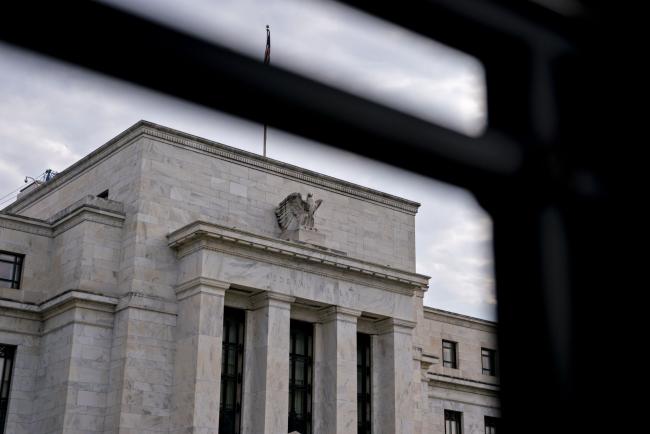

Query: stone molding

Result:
[115,291,179,315]
[168,221,430,295]
[0,214,52,236]
[375,317,417,335]
[0,289,183,322]
[0,195,125,238]
[427,373,500,395]
[318,305,362,324]
[423,306,497,331]
[249,291,296,310]
[4,120,420,215]
[0,290,119,331]
[175,276,230,301]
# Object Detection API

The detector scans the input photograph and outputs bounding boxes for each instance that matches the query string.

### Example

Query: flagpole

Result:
[263,24,270,157]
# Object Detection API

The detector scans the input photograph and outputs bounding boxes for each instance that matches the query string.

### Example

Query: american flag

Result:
[264,25,271,65]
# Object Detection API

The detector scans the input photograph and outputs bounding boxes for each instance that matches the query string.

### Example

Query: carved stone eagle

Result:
[275,192,323,231]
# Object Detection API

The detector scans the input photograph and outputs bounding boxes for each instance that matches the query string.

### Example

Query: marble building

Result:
[0,121,499,434]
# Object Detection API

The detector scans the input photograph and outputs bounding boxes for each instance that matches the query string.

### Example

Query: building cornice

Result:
[423,306,497,331]
[0,195,125,238]
[168,221,430,296]
[4,120,420,215]
[427,372,500,395]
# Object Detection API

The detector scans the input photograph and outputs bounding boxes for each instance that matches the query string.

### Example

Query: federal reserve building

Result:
[0,121,499,434]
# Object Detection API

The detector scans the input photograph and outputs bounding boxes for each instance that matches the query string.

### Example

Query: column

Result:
[372,318,417,434]
[171,278,228,434]
[313,306,362,434]
[241,291,295,434]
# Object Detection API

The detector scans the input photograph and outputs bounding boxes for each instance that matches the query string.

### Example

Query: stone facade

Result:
[0,121,499,434]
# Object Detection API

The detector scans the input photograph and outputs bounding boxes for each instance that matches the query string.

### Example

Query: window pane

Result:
[295,358,305,385]
[0,262,13,280]
[295,335,305,355]
[220,308,245,434]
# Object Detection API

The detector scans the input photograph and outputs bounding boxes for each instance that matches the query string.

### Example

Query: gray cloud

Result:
[0,1,496,320]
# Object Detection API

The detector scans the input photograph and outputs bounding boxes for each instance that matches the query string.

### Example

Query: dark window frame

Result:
[0,344,16,434]
[442,340,458,369]
[481,348,497,376]
[288,320,313,434]
[0,251,24,290]
[357,333,372,434]
[219,307,245,434]
[484,416,499,434]
[445,409,462,434]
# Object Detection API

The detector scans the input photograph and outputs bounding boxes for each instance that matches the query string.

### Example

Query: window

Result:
[0,344,16,434]
[97,189,109,199]
[481,348,497,376]
[288,320,313,434]
[485,416,499,434]
[445,410,462,434]
[442,340,458,369]
[357,333,371,434]
[0,252,23,289]
[219,308,245,434]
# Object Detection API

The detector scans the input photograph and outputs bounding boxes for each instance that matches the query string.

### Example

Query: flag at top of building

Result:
[264,25,271,65]
[262,25,271,156]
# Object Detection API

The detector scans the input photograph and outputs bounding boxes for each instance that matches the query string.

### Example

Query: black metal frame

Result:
[484,416,499,434]
[481,348,497,376]
[357,333,371,434]
[0,251,23,289]
[0,344,16,434]
[289,320,313,434]
[444,409,462,434]
[442,340,458,369]
[220,307,245,434]
[1,2,632,433]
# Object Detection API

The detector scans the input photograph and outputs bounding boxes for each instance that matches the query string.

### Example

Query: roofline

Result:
[4,120,421,215]
[423,305,497,328]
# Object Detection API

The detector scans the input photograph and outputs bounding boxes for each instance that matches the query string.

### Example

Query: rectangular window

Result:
[0,252,23,289]
[219,308,245,434]
[288,320,313,434]
[481,348,497,376]
[445,410,462,434]
[0,344,16,434]
[357,333,371,434]
[484,416,499,434]
[442,340,458,369]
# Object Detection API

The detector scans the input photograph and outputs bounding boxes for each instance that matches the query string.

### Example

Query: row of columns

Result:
[171,280,414,434]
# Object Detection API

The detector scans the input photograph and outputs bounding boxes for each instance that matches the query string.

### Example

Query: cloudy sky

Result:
[0,0,496,320]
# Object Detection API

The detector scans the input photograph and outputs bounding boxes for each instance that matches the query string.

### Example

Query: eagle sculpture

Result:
[275,192,323,231]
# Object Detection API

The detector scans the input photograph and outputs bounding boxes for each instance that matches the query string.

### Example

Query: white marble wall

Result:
[103,295,177,434]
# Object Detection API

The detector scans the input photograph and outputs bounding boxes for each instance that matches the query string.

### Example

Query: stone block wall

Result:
[0,221,52,304]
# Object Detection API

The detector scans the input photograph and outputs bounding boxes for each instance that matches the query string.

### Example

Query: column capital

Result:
[249,291,295,310]
[375,317,417,335]
[318,306,362,324]
[175,277,229,301]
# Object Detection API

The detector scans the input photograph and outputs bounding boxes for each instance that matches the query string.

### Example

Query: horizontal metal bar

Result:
[1,2,522,192]
[338,0,573,58]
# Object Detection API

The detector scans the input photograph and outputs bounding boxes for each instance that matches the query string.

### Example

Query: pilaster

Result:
[372,318,417,434]
[171,278,228,434]
[313,306,362,434]
[241,291,294,434]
